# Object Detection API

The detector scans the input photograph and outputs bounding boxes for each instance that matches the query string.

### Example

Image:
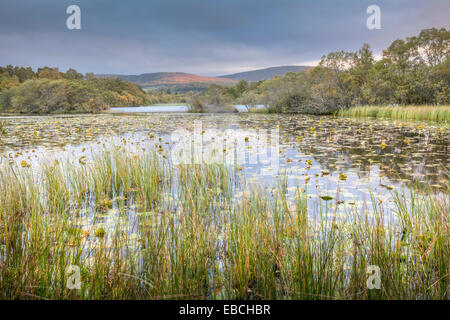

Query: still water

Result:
[110,105,189,113]
[1,113,448,217]
[109,104,266,113]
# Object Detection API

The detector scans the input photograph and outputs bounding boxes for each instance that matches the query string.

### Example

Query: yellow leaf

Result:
[20,160,31,168]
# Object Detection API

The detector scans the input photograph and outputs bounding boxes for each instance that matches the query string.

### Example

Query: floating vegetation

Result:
[0,147,448,300]
[0,113,448,206]
[20,160,30,168]
[0,113,448,300]
[95,228,106,238]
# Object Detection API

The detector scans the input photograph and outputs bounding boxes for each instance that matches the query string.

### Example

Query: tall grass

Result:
[0,149,448,299]
[248,106,279,114]
[337,105,450,123]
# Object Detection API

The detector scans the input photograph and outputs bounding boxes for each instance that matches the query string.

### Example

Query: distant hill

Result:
[96,72,236,92]
[220,65,310,82]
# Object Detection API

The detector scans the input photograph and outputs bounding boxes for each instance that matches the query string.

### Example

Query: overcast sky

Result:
[0,0,449,76]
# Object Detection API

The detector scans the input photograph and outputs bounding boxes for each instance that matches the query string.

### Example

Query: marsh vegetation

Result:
[337,105,450,123]
[0,113,448,299]
[0,146,448,300]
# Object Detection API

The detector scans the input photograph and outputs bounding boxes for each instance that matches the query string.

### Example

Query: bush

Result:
[0,77,152,114]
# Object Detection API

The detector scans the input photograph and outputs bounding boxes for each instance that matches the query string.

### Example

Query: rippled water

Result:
[0,113,448,216]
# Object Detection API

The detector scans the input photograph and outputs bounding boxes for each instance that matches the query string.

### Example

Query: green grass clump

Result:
[337,105,450,123]
[0,149,448,299]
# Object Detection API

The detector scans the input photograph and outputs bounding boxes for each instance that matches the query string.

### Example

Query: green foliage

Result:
[0,148,448,299]
[144,89,190,104]
[337,105,450,122]
[0,73,19,92]
[0,66,153,114]
[1,79,106,113]
[187,94,205,113]
[187,84,237,113]
[203,27,449,114]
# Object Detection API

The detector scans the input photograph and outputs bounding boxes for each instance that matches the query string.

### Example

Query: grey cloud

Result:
[0,0,448,75]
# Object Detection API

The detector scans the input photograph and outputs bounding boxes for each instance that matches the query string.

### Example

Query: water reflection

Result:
[110,105,188,113]
[0,113,448,206]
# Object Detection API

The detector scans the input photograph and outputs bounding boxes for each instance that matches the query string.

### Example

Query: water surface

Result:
[1,113,448,214]
[110,105,188,113]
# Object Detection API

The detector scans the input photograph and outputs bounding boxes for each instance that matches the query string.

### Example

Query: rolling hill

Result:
[96,66,312,92]
[96,72,236,92]
[220,65,310,82]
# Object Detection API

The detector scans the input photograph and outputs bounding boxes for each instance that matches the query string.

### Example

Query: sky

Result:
[0,0,449,76]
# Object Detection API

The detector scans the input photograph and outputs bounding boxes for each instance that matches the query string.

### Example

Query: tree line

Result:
[0,67,153,113]
[196,27,449,114]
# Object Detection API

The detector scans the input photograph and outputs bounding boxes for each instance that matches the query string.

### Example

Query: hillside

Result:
[97,72,236,92]
[220,65,310,82]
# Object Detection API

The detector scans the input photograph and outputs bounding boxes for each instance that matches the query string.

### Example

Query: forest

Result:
[0,67,153,113]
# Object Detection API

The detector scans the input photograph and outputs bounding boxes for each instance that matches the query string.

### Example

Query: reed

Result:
[0,149,448,299]
[336,105,450,123]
